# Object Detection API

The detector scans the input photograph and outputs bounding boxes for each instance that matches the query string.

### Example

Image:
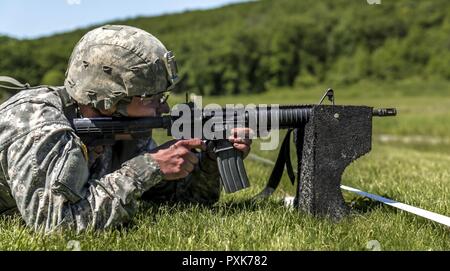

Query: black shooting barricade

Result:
[259,104,395,220]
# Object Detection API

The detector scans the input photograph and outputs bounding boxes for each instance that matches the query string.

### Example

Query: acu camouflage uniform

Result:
[0,25,221,233]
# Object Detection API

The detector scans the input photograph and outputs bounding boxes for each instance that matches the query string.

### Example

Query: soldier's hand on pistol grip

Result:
[149,139,206,180]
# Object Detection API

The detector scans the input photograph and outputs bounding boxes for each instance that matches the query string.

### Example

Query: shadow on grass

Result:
[138,197,283,218]
[139,194,401,219]
[347,195,390,214]
[212,198,281,215]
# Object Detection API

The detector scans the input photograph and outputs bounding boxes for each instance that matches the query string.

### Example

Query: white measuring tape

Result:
[248,153,450,228]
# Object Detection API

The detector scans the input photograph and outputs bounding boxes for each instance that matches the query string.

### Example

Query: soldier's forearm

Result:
[76,155,164,230]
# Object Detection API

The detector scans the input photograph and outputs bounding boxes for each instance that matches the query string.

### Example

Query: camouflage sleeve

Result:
[6,126,163,233]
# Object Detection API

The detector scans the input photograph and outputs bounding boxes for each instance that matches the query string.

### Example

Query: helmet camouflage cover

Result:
[64,24,179,110]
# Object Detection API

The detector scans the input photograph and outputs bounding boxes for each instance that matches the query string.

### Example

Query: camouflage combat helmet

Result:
[64,24,179,111]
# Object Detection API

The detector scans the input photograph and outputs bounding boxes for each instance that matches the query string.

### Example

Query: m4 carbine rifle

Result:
[72,89,396,220]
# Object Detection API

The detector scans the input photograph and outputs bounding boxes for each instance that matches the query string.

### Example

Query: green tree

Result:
[41,69,65,86]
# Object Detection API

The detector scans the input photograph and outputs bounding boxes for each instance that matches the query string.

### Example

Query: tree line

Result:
[0,0,449,96]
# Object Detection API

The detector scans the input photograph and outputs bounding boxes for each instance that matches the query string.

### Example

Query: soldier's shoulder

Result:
[0,86,73,150]
[0,86,64,111]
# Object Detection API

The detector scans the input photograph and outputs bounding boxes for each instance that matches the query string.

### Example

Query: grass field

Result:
[0,79,449,250]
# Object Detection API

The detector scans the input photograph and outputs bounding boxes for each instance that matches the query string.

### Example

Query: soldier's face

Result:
[96,94,170,117]
[125,95,170,117]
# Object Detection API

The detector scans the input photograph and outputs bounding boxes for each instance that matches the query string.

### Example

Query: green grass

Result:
[0,79,449,250]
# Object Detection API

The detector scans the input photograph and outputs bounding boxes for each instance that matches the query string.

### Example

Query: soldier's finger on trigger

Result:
[175,147,190,158]
[176,138,203,150]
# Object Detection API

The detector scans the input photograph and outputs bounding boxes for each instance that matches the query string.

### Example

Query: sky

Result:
[0,0,249,39]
